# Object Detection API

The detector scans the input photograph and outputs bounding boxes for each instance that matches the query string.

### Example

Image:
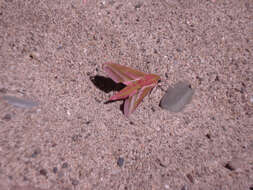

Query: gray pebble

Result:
[53,167,58,174]
[62,162,68,168]
[250,95,253,103]
[3,95,38,108]
[117,157,124,167]
[160,81,194,112]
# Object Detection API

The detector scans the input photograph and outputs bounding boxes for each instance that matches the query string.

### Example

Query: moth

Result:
[103,63,160,117]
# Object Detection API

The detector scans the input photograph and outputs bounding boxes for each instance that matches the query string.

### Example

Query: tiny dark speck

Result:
[72,134,82,142]
[52,143,57,147]
[225,163,235,171]
[205,134,211,139]
[2,114,11,121]
[186,173,194,183]
[53,167,58,173]
[39,169,47,176]
[71,179,79,186]
[249,186,253,190]
[62,162,68,168]
[117,157,124,167]
[135,3,142,9]
[31,148,41,158]
[85,121,91,125]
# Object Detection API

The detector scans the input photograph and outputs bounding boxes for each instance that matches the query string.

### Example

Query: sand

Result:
[0,0,252,189]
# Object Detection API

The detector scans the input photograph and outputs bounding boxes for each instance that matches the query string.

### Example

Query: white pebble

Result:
[250,95,253,103]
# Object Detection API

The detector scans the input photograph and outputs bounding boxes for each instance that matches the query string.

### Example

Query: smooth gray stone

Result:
[160,81,194,112]
[3,95,38,108]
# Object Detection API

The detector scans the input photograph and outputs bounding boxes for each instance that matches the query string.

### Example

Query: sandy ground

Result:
[0,0,253,189]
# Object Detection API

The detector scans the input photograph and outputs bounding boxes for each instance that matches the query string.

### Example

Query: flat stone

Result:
[160,81,194,112]
[3,95,38,108]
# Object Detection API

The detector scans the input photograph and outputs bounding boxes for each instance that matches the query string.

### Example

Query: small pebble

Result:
[62,162,68,168]
[39,169,47,177]
[250,95,253,103]
[29,51,40,60]
[72,134,82,142]
[205,133,211,139]
[181,185,189,190]
[71,179,79,186]
[164,184,170,189]
[2,114,12,121]
[117,157,124,167]
[186,173,194,183]
[31,148,41,158]
[160,81,194,112]
[53,167,58,174]
[3,95,38,108]
[225,163,235,171]
[135,3,142,9]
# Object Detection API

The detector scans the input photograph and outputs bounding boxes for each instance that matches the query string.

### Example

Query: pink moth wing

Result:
[103,63,160,116]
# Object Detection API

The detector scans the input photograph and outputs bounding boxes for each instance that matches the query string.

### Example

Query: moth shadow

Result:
[90,75,125,93]
[90,75,125,103]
